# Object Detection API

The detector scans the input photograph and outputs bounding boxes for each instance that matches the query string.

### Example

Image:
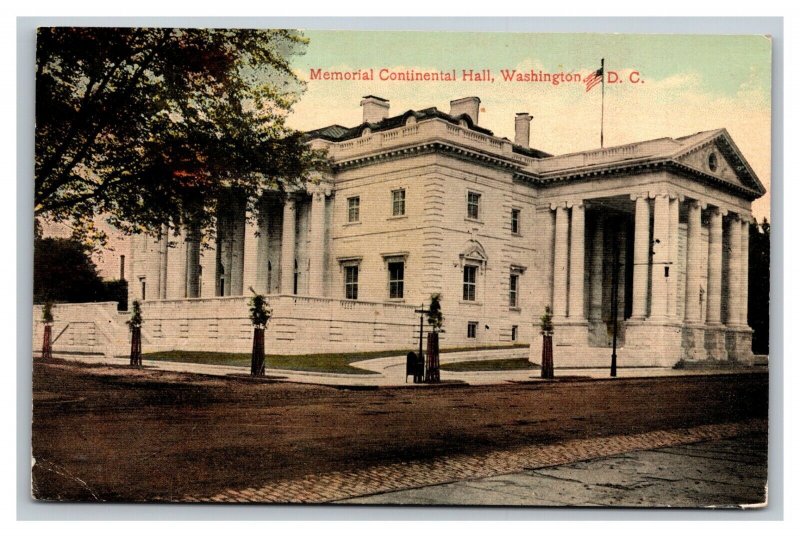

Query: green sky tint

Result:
[296,31,771,99]
[287,30,771,220]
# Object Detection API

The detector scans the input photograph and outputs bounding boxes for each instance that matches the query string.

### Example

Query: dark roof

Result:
[306,107,552,159]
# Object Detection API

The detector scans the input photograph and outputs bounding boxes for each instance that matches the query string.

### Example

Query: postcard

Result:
[32,28,770,507]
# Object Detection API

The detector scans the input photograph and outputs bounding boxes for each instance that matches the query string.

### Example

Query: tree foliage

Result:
[248,292,272,328]
[34,236,128,306]
[748,218,770,354]
[426,293,444,333]
[36,27,326,244]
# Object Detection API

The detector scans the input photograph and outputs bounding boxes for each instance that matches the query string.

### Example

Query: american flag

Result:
[585,65,604,92]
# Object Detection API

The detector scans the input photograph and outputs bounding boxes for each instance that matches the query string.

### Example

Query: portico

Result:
[543,187,755,366]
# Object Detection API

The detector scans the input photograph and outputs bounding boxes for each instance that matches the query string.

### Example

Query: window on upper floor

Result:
[344,264,359,300]
[348,196,360,223]
[392,189,406,217]
[463,265,478,301]
[388,261,404,299]
[511,208,521,234]
[511,325,518,342]
[467,191,481,220]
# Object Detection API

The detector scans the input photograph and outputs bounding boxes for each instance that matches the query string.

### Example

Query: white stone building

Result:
[37,95,766,366]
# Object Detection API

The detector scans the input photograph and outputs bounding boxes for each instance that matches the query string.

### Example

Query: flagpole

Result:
[600,58,605,148]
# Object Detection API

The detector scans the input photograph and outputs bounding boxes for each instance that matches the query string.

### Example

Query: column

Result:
[631,194,650,320]
[229,200,246,296]
[706,208,723,324]
[650,194,670,320]
[165,226,187,299]
[684,200,703,323]
[254,208,270,295]
[552,203,569,319]
[185,226,201,298]
[242,210,260,295]
[589,215,604,321]
[199,227,218,297]
[568,202,585,320]
[668,196,681,318]
[280,196,296,294]
[740,217,750,327]
[158,226,168,299]
[309,188,327,297]
[727,214,742,326]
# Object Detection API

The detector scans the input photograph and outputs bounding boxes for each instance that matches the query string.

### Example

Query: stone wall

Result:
[33,296,425,357]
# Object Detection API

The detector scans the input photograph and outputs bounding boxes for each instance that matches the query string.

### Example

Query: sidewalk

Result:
[341,430,768,507]
[178,419,766,504]
[46,351,765,387]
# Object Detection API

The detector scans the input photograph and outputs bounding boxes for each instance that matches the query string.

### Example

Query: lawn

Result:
[142,350,388,375]
[143,344,531,375]
[440,358,539,372]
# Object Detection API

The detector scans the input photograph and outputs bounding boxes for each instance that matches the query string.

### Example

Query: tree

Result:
[749,218,770,355]
[248,292,272,377]
[34,236,105,303]
[127,300,143,367]
[36,28,326,245]
[540,306,554,379]
[424,294,443,383]
[34,235,127,307]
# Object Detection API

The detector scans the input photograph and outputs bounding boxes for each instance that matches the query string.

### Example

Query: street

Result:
[31,359,768,504]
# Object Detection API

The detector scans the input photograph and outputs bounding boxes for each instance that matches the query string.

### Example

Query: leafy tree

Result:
[749,218,770,355]
[127,300,143,366]
[34,236,105,303]
[248,291,272,376]
[426,293,444,333]
[35,27,326,245]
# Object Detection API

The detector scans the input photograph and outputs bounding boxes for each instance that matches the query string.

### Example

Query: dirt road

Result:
[31,360,768,502]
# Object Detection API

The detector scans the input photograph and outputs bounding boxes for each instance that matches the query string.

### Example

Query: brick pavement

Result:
[177,418,766,504]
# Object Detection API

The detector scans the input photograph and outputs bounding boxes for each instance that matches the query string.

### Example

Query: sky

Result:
[285,31,772,221]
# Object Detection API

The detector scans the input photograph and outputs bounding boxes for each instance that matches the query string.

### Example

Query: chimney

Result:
[514,113,532,147]
[449,96,481,124]
[360,95,390,124]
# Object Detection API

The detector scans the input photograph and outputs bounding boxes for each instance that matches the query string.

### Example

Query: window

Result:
[467,191,481,220]
[467,321,478,339]
[463,265,478,301]
[267,261,272,293]
[219,277,225,297]
[392,189,406,216]
[344,265,359,300]
[511,325,518,342]
[120,255,126,280]
[388,261,404,299]
[511,208,521,234]
[348,196,360,223]
[509,273,520,307]
[139,277,146,301]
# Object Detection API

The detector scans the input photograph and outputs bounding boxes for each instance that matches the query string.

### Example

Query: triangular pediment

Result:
[672,130,766,196]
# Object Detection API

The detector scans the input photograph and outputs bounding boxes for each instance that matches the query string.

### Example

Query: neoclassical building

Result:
[38,95,765,366]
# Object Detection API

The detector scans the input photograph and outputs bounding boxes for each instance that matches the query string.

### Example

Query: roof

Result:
[524,128,766,199]
[306,107,553,159]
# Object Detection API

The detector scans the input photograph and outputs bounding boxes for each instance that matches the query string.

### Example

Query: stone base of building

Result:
[704,325,729,361]
[725,326,755,364]
[624,320,685,366]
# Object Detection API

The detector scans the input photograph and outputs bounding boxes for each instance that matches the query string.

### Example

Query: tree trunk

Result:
[541,333,554,379]
[41,324,53,360]
[130,326,142,367]
[425,332,440,383]
[251,327,265,377]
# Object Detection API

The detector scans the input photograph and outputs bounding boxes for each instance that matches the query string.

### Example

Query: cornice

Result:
[330,140,763,202]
